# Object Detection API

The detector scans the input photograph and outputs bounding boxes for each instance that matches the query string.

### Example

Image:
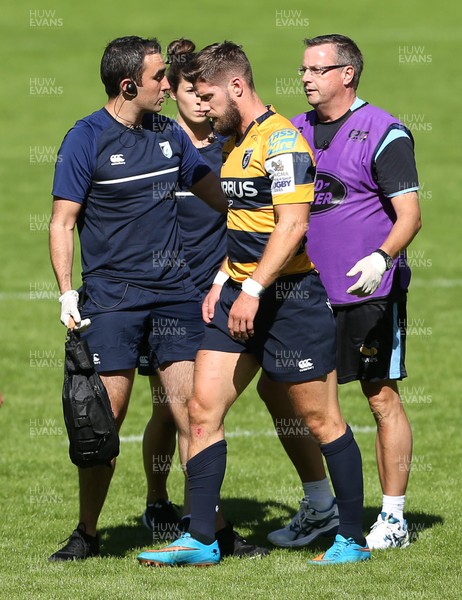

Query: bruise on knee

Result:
[368,392,394,425]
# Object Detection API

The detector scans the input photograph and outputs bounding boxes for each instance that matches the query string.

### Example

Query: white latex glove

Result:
[58,290,91,331]
[346,252,387,296]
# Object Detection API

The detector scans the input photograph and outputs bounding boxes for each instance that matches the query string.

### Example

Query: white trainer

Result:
[366,512,410,549]
[268,497,339,548]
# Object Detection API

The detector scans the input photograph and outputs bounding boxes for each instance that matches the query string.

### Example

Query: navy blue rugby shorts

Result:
[79,277,203,373]
[137,290,209,376]
[201,271,337,382]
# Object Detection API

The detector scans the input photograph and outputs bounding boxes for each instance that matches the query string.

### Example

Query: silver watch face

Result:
[385,255,394,270]
[377,250,393,270]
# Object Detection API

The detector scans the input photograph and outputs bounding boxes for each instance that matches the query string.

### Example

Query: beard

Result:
[212,95,242,136]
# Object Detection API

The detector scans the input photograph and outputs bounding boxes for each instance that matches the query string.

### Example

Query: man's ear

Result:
[120,78,137,97]
[229,76,244,97]
[342,65,355,87]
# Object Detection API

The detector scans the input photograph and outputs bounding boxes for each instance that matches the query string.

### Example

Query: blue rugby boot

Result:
[137,532,220,567]
[309,533,370,565]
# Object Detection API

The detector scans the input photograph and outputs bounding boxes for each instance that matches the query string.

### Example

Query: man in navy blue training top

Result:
[48,35,226,561]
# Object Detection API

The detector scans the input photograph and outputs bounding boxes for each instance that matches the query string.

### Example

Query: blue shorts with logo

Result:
[137,290,208,376]
[79,277,203,373]
[202,271,337,382]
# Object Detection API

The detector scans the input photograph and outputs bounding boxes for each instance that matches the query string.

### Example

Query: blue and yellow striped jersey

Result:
[221,107,316,282]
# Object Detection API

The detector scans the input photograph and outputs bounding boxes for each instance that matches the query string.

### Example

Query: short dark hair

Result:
[303,34,363,89]
[166,38,197,93]
[100,36,162,97]
[184,41,255,90]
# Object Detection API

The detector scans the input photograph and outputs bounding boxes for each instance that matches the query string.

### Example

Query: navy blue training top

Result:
[175,140,227,292]
[142,113,227,293]
[52,108,210,294]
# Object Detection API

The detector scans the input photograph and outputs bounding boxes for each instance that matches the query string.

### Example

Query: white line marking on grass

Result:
[411,279,462,288]
[0,292,33,300]
[119,424,375,443]
[119,434,144,443]
[350,425,377,434]
[2,279,462,302]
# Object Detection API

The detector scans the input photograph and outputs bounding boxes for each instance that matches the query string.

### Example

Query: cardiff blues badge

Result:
[242,149,254,169]
[159,141,173,159]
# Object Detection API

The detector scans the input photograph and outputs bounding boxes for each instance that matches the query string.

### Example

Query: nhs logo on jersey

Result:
[159,141,173,159]
[267,129,297,157]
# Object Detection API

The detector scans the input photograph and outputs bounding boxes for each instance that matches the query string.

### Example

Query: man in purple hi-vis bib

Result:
[262,34,421,551]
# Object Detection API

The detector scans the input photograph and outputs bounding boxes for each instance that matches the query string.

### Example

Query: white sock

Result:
[302,478,335,512]
[381,494,405,522]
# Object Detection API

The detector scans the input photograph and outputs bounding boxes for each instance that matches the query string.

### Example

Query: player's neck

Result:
[105,97,143,128]
[237,95,268,136]
[177,115,214,148]
[315,93,357,123]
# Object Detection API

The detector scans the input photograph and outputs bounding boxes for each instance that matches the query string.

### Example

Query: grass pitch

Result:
[1,1,461,598]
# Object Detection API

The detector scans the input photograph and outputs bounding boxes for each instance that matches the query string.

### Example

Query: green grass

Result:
[1,1,461,598]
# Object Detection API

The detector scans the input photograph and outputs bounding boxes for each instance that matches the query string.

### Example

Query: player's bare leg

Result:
[144,361,236,534]
[158,361,194,473]
[136,347,261,567]
[141,365,193,540]
[362,379,412,495]
[187,349,259,526]
[362,379,412,549]
[156,360,221,520]
[283,370,366,550]
[178,350,259,543]
[260,371,339,548]
[188,350,260,458]
[284,370,345,444]
[258,372,328,482]
[142,374,176,504]
[78,369,135,536]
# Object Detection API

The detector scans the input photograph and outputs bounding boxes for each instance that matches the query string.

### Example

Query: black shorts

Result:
[202,271,337,383]
[80,277,203,373]
[333,297,407,384]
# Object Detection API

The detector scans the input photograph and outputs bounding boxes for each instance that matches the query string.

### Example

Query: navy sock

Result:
[320,425,366,546]
[186,439,227,544]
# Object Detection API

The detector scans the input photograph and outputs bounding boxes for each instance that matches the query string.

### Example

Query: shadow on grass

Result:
[100,519,154,558]
[100,500,444,557]
[100,497,289,557]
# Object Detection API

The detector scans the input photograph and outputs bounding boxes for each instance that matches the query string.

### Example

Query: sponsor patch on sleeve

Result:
[265,153,295,196]
[267,129,298,157]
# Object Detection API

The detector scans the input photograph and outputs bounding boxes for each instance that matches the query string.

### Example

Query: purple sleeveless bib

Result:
[291,103,410,305]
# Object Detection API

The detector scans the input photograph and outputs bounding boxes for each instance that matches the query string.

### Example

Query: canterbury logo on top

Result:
[221,107,316,281]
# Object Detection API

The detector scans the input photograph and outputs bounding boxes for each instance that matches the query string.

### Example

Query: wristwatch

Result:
[374,248,394,271]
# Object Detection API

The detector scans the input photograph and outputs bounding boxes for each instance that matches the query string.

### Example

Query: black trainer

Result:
[216,523,270,558]
[48,524,99,561]
[142,499,181,542]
